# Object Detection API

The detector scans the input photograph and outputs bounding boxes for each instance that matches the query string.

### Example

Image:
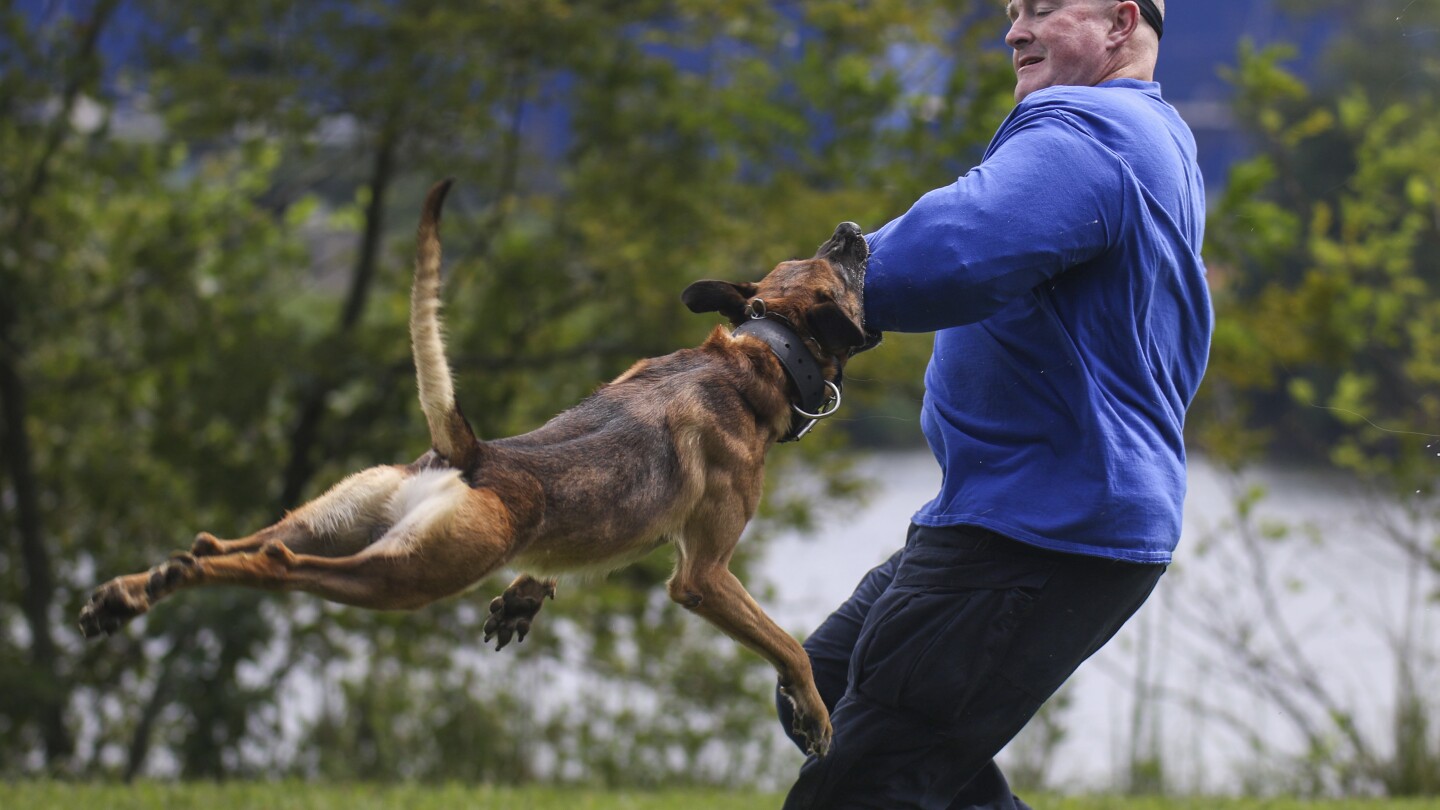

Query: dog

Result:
[78,179,876,756]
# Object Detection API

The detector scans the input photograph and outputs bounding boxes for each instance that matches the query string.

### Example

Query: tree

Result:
[1197,36,1440,494]
[1181,15,1440,795]
[3,0,1015,782]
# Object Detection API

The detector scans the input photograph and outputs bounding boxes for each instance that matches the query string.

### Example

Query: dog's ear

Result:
[681,280,758,322]
[806,302,867,356]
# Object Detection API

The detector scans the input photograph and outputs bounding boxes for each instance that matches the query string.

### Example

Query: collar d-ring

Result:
[792,380,842,421]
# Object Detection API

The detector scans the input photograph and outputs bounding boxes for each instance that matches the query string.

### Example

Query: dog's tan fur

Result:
[78,180,875,756]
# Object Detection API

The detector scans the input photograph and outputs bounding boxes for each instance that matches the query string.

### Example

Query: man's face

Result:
[1004,0,1117,101]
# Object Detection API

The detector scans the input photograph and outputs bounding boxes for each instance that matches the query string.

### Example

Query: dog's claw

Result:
[483,577,556,652]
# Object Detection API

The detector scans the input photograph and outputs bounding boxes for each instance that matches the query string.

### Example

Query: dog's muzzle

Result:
[820,221,868,267]
[817,221,880,353]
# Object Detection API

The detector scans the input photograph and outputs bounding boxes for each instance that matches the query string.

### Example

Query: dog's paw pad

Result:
[482,579,556,652]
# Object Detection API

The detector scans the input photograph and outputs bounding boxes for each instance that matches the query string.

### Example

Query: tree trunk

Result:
[0,0,121,769]
[122,629,194,782]
[0,321,71,765]
[275,124,401,514]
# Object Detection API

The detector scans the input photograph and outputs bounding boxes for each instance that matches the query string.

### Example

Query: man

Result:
[777,1,1209,807]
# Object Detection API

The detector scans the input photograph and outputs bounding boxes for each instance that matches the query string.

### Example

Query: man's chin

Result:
[1014,75,1054,102]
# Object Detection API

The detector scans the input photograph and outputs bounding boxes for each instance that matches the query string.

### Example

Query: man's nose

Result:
[1005,19,1031,49]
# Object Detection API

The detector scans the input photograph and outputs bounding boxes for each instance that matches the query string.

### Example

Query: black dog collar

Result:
[733,312,840,443]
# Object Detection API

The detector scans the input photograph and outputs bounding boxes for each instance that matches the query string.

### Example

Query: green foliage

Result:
[1181,12,1440,799]
[1195,34,1440,493]
[1275,1,1440,110]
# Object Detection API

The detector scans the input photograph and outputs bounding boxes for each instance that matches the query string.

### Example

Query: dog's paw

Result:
[781,682,833,758]
[483,577,556,651]
[797,712,833,758]
[78,578,151,639]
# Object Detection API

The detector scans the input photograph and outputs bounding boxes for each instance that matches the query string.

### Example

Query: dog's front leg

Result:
[483,574,556,650]
[670,525,833,756]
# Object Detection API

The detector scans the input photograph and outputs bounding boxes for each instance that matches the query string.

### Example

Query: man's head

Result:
[1003,0,1163,102]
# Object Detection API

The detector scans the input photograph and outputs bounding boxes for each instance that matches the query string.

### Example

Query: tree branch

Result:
[275,119,402,515]
[0,0,121,768]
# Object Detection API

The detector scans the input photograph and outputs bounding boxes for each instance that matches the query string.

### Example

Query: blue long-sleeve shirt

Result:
[864,79,1212,563]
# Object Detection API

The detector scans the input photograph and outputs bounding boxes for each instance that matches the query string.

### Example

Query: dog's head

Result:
[681,222,882,361]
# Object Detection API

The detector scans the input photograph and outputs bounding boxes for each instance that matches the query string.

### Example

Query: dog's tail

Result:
[411,179,481,470]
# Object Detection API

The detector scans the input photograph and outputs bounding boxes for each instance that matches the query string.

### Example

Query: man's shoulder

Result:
[996,79,1188,157]
[1016,80,1167,123]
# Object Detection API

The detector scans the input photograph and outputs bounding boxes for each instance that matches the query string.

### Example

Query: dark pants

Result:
[777,523,1165,809]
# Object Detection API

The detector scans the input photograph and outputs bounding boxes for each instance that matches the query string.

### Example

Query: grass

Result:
[2,782,772,809]
[1042,799,1439,810]
[4,782,1438,809]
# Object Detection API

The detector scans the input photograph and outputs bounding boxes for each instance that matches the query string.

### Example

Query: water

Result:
[757,450,1438,793]
[139,448,1432,790]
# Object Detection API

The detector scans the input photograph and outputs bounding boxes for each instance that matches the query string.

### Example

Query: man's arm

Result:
[863,116,1126,333]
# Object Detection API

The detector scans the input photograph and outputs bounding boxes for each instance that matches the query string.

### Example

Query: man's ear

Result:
[1108,0,1141,42]
[806,302,867,356]
[681,280,758,322]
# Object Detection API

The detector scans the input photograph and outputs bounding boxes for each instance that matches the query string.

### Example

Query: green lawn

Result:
[1042,799,1438,810]
[4,782,1436,809]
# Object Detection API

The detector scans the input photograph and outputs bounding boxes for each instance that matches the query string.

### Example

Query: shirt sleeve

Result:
[862,112,1126,333]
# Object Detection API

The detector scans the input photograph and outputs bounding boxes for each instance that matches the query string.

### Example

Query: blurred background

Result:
[1,0,1437,798]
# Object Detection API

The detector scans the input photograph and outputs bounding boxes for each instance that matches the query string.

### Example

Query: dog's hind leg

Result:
[80,465,414,638]
[86,475,512,636]
[148,537,501,612]
[190,465,410,559]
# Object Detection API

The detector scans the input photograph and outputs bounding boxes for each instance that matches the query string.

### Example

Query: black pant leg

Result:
[777,543,907,753]
[783,525,1165,810]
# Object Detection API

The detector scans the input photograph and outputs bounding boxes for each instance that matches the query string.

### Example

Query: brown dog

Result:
[78,179,875,756]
